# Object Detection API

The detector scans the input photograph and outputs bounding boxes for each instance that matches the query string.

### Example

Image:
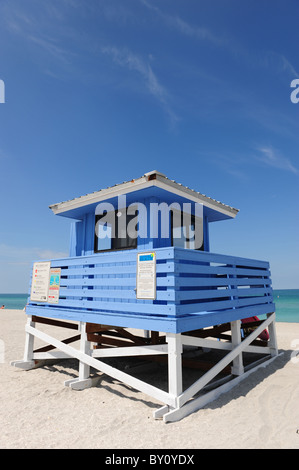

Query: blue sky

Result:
[0,0,298,292]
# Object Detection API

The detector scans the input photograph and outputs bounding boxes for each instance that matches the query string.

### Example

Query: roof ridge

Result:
[49,170,239,216]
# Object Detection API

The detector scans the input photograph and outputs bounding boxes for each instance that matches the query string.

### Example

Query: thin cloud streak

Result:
[1,2,73,65]
[29,35,73,64]
[140,0,225,46]
[140,0,298,81]
[101,46,179,126]
[257,146,299,175]
[258,51,299,78]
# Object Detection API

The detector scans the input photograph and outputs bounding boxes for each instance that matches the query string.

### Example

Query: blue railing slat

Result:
[27,246,275,333]
[174,247,270,269]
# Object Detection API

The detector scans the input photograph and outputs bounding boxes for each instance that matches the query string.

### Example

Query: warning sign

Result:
[136,252,156,300]
[48,268,61,304]
[30,261,51,302]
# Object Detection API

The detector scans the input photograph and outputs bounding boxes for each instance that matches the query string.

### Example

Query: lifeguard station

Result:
[12,171,278,422]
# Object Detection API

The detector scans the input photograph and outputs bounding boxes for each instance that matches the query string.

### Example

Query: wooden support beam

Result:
[33,335,81,353]
[92,344,168,358]
[161,353,282,423]
[177,314,276,409]
[151,331,160,344]
[267,312,278,356]
[86,323,123,333]
[24,316,35,362]
[167,333,183,401]
[183,324,231,339]
[114,328,149,345]
[12,312,278,423]
[231,320,244,376]
[92,336,137,349]
[23,323,176,407]
[32,315,78,330]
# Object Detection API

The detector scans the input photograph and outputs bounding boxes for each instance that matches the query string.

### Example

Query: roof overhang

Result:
[49,171,239,221]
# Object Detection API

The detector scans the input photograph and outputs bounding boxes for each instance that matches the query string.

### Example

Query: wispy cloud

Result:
[140,0,225,46]
[101,46,178,126]
[28,34,73,64]
[256,146,299,175]
[258,51,299,79]
[1,1,74,66]
[140,0,298,83]
[277,54,299,78]
[197,150,250,180]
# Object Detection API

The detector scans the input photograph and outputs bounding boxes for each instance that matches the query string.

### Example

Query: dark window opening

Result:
[171,211,204,251]
[94,208,138,252]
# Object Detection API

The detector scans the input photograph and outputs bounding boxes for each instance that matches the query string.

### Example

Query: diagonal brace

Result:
[178,313,276,408]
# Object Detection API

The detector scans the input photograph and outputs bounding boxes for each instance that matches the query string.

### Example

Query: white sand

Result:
[0,309,299,449]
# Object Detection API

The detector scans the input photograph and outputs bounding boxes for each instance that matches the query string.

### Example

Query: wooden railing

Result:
[26,247,275,333]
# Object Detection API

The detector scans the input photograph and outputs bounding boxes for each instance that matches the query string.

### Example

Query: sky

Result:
[0,0,298,293]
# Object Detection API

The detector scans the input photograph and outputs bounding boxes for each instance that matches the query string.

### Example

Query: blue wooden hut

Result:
[13,171,278,422]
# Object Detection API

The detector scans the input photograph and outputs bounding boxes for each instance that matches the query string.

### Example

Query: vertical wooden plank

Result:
[267,312,278,357]
[23,316,35,362]
[227,264,238,312]
[167,333,183,400]
[78,322,91,380]
[230,320,244,375]
[69,222,77,257]
[149,196,158,249]
[69,221,84,257]
[203,212,210,252]
[81,214,87,256]
[85,212,96,255]
[135,199,145,250]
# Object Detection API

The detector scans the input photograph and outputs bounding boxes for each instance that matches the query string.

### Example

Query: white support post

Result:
[161,353,282,423]
[79,322,91,380]
[11,316,37,370]
[153,332,183,419]
[230,320,244,376]
[22,323,176,407]
[23,316,35,362]
[267,312,278,357]
[160,315,280,422]
[167,333,183,401]
[11,312,279,423]
[65,322,95,390]
[177,314,275,409]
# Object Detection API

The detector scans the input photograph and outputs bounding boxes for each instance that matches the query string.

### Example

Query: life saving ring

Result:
[241,316,270,341]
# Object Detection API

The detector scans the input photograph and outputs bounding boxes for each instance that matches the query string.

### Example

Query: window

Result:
[171,211,203,250]
[94,208,138,252]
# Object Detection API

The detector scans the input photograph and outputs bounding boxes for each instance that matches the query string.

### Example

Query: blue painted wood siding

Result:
[69,202,210,257]
[26,247,275,333]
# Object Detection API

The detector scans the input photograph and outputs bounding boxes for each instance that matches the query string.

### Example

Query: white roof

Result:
[49,170,239,218]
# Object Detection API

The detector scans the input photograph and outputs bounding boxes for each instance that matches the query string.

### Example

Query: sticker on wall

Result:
[136,252,156,300]
[30,261,51,302]
[48,268,61,304]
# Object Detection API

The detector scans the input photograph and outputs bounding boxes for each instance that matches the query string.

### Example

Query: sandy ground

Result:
[0,309,299,449]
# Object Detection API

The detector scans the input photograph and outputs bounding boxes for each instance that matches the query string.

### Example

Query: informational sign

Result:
[30,261,51,302]
[48,268,61,304]
[136,252,156,300]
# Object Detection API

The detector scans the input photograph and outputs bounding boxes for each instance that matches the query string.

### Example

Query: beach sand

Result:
[1,309,299,449]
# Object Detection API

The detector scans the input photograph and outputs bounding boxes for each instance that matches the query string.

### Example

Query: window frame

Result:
[170,210,204,251]
[94,207,138,253]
